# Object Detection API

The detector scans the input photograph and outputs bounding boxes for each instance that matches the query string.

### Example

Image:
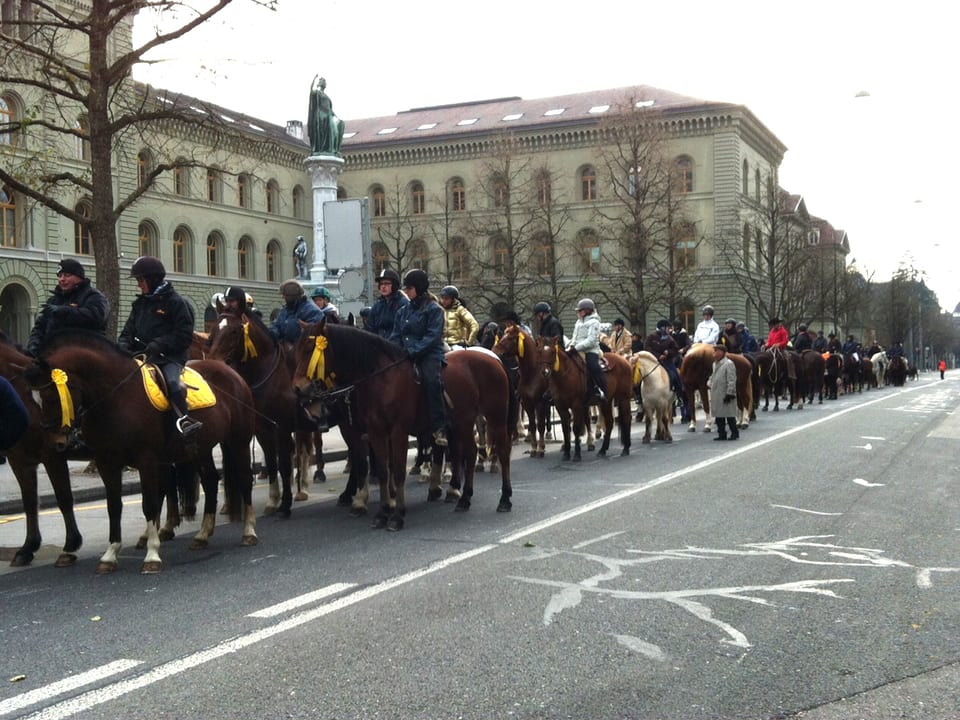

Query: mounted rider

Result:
[310,286,339,322]
[671,319,691,354]
[27,258,110,357]
[366,268,409,340]
[269,279,323,344]
[533,301,564,342]
[792,324,813,352]
[764,317,796,380]
[567,298,607,401]
[118,256,201,437]
[720,318,742,353]
[737,322,759,353]
[439,285,479,348]
[691,305,721,347]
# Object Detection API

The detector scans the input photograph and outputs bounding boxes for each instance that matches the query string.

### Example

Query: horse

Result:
[0,333,83,567]
[795,350,826,405]
[824,353,842,399]
[206,311,317,516]
[290,322,512,529]
[24,330,257,573]
[870,351,888,387]
[860,358,875,389]
[629,351,673,444]
[906,362,919,381]
[682,344,755,431]
[751,348,796,411]
[493,325,550,458]
[841,353,864,394]
[887,355,908,386]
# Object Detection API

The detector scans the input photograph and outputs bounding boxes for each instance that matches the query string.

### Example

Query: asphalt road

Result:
[1,375,958,720]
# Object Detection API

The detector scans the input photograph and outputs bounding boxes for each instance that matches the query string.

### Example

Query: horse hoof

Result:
[54,553,78,568]
[597,449,607,458]
[497,500,512,513]
[372,516,388,529]
[427,487,442,502]
[262,505,278,517]
[158,528,175,542]
[189,538,209,550]
[337,494,352,507]
[10,551,34,567]
[444,489,462,503]
[141,561,162,574]
[219,503,230,515]
[620,448,629,456]
[314,470,326,484]
[687,426,696,433]
[386,518,404,531]
[241,534,258,547]
[294,491,309,502]
[454,500,471,512]
[96,561,118,574]
[349,505,368,517]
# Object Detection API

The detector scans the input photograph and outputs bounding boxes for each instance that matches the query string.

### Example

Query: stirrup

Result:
[176,415,203,437]
[432,429,448,447]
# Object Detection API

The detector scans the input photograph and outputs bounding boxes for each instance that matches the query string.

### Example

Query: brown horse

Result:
[796,350,826,405]
[752,348,796,412]
[290,322,512,529]
[0,332,82,567]
[493,325,550,458]
[681,344,755,431]
[25,330,257,573]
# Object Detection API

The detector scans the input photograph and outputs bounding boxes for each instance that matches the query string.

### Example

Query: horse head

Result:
[23,358,78,450]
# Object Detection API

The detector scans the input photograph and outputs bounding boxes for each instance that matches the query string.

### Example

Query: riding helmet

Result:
[798,324,807,331]
[576,298,595,312]
[224,286,246,305]
[402,269,429,294]
[378,268,401,289]
[725,318,737,325]
[439,285,459,300]
[657,319,670,330]
[130,255,165,280]
[310,286,332,300]
[533,302,551,314]
[280,279,305,300]
[702,305,714,316]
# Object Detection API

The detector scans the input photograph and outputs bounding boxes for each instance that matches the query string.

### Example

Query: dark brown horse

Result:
[796,350,826,405]
[493,325,550,458]
[680,344,755,431]
[752,348,796,412]
[887,356,908,386]
[25,330,257,573]
[291,322,512,529]
[0,332,82,567]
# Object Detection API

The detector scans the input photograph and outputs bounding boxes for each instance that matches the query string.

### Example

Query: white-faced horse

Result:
[629,351,673,444]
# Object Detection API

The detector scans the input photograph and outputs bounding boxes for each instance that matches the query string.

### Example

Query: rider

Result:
[720,318,741,353]
[812,330,828,353]
[222,285,250,315]
[390,269,448,447]
[439,285,479,348]
[567,298,606,401]
[692,305,721,346]
[118,256,201,437]
[533,301,565,342]
[366,269,408,340]
[792,324,813,352]
[764,317,795,381]
[606,318,632,356]
[671,319,691,354]
[887,340,905,360]
[269,279,323,344]
[737,322,759,353]
[310,286,339,321]
[826,332,842,354]
[27,258,110,357]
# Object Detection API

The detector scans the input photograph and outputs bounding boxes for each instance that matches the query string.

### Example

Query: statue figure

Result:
[293,235,309,279]
[307,76,346,155]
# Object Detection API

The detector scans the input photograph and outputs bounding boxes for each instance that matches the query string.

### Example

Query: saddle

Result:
[137,361,216,412]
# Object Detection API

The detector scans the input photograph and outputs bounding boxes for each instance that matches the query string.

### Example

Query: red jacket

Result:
[765,325,790,349]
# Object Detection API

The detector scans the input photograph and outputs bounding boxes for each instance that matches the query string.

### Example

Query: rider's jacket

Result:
[367,290,409,340]
[28,279,110,356]
[269,297,323,345]
[793,332,813,352]
[539,314,564,341]
[118,281,194,364]
[390,294,446,361]
[765,325,789,349]
[442,299,479,346]
[569,312,602,355]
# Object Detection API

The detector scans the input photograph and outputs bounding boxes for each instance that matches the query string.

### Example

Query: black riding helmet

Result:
[402,269,429,295]
[130,256,165,292]
[440,285,459,300]
[533,301,551,314]
[378,268,401,290]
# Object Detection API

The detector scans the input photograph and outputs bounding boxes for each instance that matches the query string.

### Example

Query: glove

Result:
[49,305,71,317]
[145,341,162,357]
[724,394,736,403]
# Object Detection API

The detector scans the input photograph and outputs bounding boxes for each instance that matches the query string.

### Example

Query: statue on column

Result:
[293,235,309,279]
[307,76,346,156]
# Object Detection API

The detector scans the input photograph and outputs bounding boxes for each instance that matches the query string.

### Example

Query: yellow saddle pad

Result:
[138,362,217,412]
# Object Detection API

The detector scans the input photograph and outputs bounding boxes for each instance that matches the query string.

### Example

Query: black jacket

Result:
[538,314,564,341]
[117,281,194,364]
[27,278,110,356]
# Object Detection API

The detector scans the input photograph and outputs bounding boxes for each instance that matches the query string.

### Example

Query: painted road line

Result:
[0,660,142,717]
[247,582,357,618]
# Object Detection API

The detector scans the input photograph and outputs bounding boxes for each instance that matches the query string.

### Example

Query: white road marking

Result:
[0,660,141,717]
[771,505,842,516]
[860,436,885,440]
[852,478,884,487]
[247,582,356,618]
[852,442,873,450]
[612,634,667,661]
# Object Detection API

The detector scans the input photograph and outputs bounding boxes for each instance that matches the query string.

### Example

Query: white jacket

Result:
[569,312,602,355]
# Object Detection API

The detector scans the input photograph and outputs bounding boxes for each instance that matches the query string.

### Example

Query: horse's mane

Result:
[42,329,125,358]
[323,322,406,375]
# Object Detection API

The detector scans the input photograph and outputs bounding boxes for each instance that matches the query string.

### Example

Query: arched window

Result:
[410,238,429,271]
[677,302,695,331]
[237,173,251,209]
[206,231,223,276]
[410,181,425,215]
[1,185,17,247]
[754,168,761,202]
[491,235,511,275]
[449,177,466,212]
[292,185,305,219]
[266,239,281,282]
[173,226,192,273]
[371,184,386,217]
[533,233,552,276]
[0,93,22,146]
[372,241,390,274]
[674,156,694,194]
[742,223,751,269]
[580,166,597,201]
[450,237,469,281]
[536,170,551,208]
[266,180,279,214]
[138,220,158,258]
[75,116,90,161]
[173,163,190,197]
[206,167,222,203]
[578,228,600,273]
[74,201,92,255]
[136,149,154,188]
[674,222,697,269]
[238,236,253,279]
[491,173,509,208]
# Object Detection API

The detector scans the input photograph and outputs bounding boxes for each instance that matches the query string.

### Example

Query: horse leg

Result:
[573,434,582,462]
[454,432,476,512]
[558,407,572,461]
[585,408,596,452]
[618,398,631,456]
[597,401,614,457]
[258,431,281,515]
[191,457,221,549]
[313,429,326,484]
[685,385,698,432]
[386,435,407,531]
[137,464,164,574]
[227,443,258,547]
[95,462,126,574]
[642,399,653,443]
[7,457,43,567]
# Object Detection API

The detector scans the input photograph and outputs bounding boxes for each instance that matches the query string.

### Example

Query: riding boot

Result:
[713,418,727,440]
[171,389,202,437]
[727,417,739,440]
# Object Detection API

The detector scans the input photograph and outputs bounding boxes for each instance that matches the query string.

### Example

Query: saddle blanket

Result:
[137,362,216,412]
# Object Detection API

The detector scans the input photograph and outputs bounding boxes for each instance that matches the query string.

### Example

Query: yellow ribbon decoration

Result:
[242,322,259,362]
[518,331,525,358]
[50,368,75,429]
[554,343,561,372]
[306,335,328,381]
[633,360,642,386]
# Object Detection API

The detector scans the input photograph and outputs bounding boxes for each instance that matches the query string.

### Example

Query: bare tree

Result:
[591,95,702,335]
[0,0,276,334]
[371,177,427,276]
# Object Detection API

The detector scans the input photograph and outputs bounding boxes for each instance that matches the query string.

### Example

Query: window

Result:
[136,149,153,188]
[754,227,763,273]
[450,237,469,281]
[74,202,92,255]
[410,239,429,271]
[372,241,390,274]
[206,232,223,276]
[371,185,386,217]
[674,156,694,193]
[206,167,222,203]
[578,228,600,273]
[292,185,305,219]
[742,159,749,195]
[491,235,511,275]
[174,165,189,197]
[678,304,695,331]
[0,93,19,146]
[536,171,551,208]
[238,236,253,278]
[410,181,425,215]
[266,239,280,282]
[450,178,466,212]
[1,0,33,38]
[266,180,279,214]
[173,226,191,273]
[75,116,90,161]
[534,234,552,276]
[580,166,596,201]
[237,173,250,208]
[138,221,157,258]
[1,185,16,246]
[754,169,761,202]
[742,223,751,269]
[492,174,508,208]
[628,166,641,197]
[675,223,697,269]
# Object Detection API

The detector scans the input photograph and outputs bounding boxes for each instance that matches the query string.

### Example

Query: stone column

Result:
[304,154,345,285]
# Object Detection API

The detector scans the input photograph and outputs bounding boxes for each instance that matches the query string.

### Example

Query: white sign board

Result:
[322,199,365,269]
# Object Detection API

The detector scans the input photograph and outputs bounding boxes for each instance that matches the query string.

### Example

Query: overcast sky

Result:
[133,0,958,312]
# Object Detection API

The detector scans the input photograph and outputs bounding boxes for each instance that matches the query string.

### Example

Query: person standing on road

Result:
[939,358,947,379]
[709,343,739,441]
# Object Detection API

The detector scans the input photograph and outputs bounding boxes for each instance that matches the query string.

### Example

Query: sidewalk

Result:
[0,427,353,516]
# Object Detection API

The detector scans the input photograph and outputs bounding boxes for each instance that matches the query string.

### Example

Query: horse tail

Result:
[507,381,520,435]
[220,445,244,523]
[175,462,199,521]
